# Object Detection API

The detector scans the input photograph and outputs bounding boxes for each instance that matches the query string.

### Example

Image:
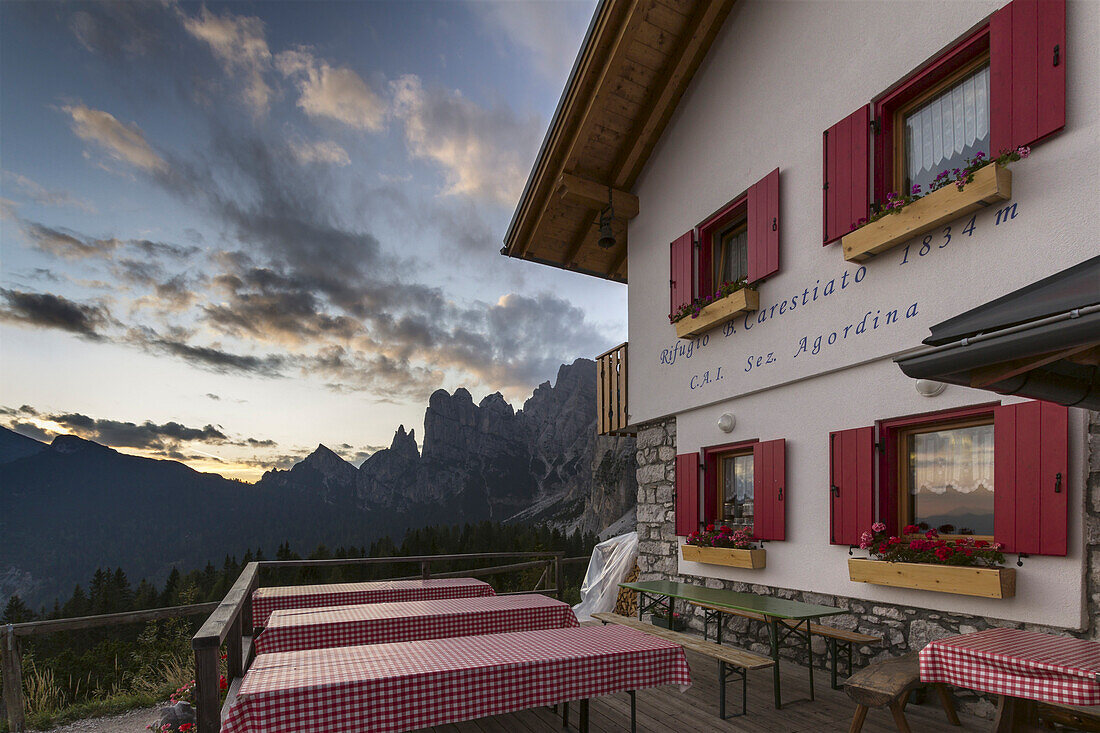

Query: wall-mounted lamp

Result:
[597,186,616,249]
[915,379,947,397]
[717,413,735,433]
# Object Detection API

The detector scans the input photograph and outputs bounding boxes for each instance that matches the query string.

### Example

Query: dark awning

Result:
[896,255,1100,409]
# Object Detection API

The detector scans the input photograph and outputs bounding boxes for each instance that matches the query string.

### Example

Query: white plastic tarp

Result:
[572,531,638,622]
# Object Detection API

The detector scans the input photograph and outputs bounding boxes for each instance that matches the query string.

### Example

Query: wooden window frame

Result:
[696,195,748,297]
[873,25,991,206]
[702,438,757,524]
[713,221,749,292]
[876,402,999,538]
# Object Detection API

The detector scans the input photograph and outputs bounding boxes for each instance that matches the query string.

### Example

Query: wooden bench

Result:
[690,602,882,689]
[593,612,775,719]
[1038,702,1100,732]
[843,653,960,733]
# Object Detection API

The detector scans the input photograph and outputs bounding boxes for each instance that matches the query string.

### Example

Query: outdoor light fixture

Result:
[597,185,616,248]
[915,379,947,397]
[717,413,735,433]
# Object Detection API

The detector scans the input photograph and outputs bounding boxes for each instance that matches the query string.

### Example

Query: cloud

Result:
[63,104,167,173]
[0,289,110,338]
[289,139,351,167]
[126,326,287,376]
[181,7,273,114]
[2,171,96,212]
[473,1,595,83]
[67,3,164,60]
[276,48,385,131]
[389,74,541,205]
[22,221,119,259]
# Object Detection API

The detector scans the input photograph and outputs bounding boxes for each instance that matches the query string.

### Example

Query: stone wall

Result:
[634,411,1100,720]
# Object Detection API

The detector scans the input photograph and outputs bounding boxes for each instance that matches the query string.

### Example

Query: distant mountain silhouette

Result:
[1,359,635,608]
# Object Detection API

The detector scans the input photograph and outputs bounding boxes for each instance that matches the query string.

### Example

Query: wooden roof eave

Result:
[502,0,737,284]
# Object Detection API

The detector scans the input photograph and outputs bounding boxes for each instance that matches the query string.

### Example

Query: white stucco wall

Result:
[625,0,1099,629]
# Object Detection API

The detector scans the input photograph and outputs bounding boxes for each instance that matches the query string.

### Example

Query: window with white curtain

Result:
[905,422,994,536]
[903,64,990,193]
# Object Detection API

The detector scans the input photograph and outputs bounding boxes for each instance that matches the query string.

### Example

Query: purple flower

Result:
[886,192,896,200]
[910,184,922,195]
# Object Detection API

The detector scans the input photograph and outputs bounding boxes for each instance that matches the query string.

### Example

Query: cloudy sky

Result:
[0,0,625,480]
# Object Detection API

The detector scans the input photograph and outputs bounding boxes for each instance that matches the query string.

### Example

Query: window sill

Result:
[847,557,1015,599]
[840,164,1012,263]
[682,544,766,569]
[673,287,759,339]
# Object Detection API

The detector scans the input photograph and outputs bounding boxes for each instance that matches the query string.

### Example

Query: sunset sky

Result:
[0,0,625,480]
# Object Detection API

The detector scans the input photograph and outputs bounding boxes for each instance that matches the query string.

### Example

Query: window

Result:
[822,0,1066,246]
[712,223,749,288]
[668,168,780,319]
[717,449,754,529]
[900,62,990,195]
[830,400,1068,556]
[899,419,994,537]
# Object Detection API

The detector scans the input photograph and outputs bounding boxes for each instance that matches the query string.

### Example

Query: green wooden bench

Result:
[593,612,775,720]
[690,601,883,689]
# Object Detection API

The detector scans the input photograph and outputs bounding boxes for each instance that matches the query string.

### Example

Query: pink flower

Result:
[871,522,886,533]
[1017,145,1030,158]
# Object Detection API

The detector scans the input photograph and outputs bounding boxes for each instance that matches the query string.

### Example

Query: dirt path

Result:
[35,706,160,733]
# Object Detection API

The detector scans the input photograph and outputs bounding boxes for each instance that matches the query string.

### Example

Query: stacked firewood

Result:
[613,561,640,616]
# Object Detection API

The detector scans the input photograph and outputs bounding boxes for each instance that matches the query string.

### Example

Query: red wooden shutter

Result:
[669,231,694,319]
[703,454,719,526]
[990,0,1066,153]
[994,400,1069,556]
[753,438,786,541]
[822,105,871,246]
[747,168,780,283]
[675,452,700,536]
[829,426,874,545]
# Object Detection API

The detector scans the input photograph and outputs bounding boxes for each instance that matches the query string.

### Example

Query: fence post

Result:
[554,556,562,600]
[2,625,25,733]
[420,560,431,580]
[194,645,220,733]
[226,615,243,681]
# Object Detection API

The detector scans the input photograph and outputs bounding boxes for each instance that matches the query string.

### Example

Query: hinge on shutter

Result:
[870,118,881,134]
[874,440,886,454]
[1017,553,1028,567]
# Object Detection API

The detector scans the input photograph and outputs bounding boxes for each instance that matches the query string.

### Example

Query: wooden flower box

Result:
[674,287,759,339]
[840,164,1012,262]
[681,544,766,569]
[847,558,1015,599]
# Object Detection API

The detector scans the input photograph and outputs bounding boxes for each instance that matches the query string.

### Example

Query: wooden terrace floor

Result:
[414,646,986,733]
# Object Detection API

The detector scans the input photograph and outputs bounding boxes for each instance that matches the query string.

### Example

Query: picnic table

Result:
[620,579,845,708]
[251,577,494,628]
[253,593,578,654]
[920,627,1100,732]
[221,625,692,733]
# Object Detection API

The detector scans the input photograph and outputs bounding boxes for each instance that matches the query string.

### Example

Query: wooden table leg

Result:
[934,684,961,726]
[768,617,782,709]
[849,703,869,733]
[992,695,1044,733]
[889,700,913,733]
[579,698,590,733]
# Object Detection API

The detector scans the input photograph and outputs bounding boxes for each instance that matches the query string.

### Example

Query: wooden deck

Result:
[415,646,986,733]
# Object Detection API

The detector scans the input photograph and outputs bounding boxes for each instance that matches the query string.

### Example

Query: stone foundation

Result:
[635,411,1100,721]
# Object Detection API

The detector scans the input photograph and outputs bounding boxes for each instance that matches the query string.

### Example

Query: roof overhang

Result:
[896,255,1100,409]
[501,0,736,283]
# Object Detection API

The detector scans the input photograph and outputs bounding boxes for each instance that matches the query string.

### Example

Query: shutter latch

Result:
[777,486,784,501]
[830,484,840,497]
[1055,472,1063,493]
[772,217,777,232]
[870,118,881,134]
[1053,44,1060,66]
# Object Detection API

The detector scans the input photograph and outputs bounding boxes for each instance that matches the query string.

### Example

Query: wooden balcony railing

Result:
[596,342,631,435]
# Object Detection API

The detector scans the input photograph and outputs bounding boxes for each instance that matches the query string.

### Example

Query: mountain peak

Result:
[51,434,108,455]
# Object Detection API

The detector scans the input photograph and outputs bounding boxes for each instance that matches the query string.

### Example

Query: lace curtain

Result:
[905,65,990,192]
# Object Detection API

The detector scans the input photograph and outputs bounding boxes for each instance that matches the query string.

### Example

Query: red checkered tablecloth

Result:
[222,625,692,733]
[920,627,1100,706]
[254,594,578,654]
[251,577,494,628]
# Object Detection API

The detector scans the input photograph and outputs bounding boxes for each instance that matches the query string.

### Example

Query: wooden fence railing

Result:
[596,342,632,436]
[2,602,220,732]
[191,551,583,732]
[1,552,592,733]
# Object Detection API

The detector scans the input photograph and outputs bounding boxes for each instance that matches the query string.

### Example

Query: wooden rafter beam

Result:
[969,344,1094,389]
[612,0,735,189]
[556,172,639,219]
[516,0,642,257]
